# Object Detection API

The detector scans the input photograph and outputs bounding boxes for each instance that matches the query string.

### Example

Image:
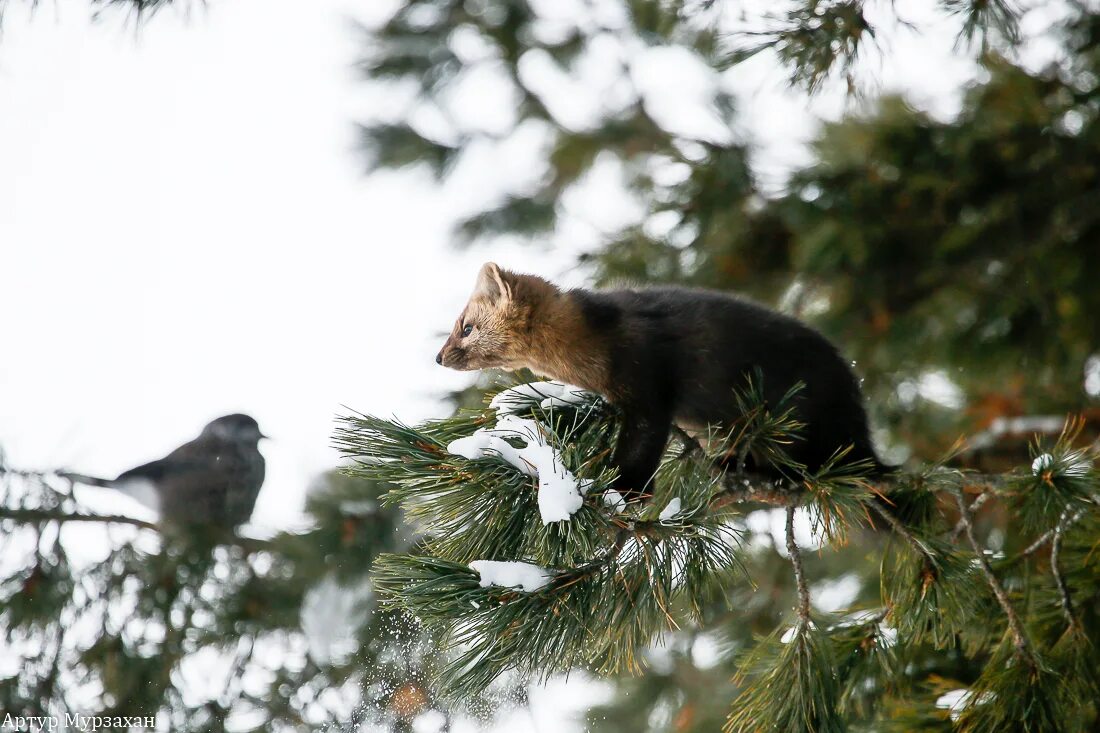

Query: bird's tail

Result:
[62,472,161,513]
[59,472,116,488]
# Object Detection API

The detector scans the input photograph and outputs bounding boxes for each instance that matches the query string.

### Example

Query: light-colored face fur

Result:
[436,263,529,372]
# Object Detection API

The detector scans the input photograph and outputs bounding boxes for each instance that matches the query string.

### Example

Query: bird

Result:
[63,414,267,528]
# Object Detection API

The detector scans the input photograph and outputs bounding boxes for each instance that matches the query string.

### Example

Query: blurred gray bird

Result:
[64,414,267,527]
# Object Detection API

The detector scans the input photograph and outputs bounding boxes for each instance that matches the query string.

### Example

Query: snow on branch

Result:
[447,409,592,524]
[469,560,552,593]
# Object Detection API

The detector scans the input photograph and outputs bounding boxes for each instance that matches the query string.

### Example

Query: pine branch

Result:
[941,0,1022,47]
[710,476,800,508]
[570,528,629,576]
[724,1,876,94]
[868,500,933,563]
[342,377,1100,719]
[672,424,798,507]
[679,421,1007,516]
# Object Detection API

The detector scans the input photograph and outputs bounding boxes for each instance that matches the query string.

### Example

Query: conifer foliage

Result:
[0,467,459,731]
[337,381,1100,731]
[349,4,1100,724]
[3,1,1100,730]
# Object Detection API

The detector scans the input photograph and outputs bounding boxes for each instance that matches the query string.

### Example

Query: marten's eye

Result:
[462,324,474,337]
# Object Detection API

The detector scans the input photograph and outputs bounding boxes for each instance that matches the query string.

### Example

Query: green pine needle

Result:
[725,621,845,733]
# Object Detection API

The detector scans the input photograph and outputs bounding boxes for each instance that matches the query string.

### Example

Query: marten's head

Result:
[436,262,612,392]
[436,263,547,372]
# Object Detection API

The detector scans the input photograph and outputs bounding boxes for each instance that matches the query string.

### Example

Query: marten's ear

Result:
[473,262,512,304]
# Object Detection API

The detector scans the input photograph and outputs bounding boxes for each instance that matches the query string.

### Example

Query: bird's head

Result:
[203,414,268,444]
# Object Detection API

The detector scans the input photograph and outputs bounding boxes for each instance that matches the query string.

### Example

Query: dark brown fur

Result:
[438,263,883,499]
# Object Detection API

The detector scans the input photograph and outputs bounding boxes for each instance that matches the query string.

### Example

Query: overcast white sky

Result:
[0,0,562,530]
[0,0,1061,727]
[0,0,1000,530]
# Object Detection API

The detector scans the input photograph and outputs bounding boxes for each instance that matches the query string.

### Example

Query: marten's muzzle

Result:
[436,341,468,369]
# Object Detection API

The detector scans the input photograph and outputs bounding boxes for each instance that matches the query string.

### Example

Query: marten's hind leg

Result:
[611,403,674,502]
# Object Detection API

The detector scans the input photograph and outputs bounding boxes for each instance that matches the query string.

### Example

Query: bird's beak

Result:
[259,432,271,441]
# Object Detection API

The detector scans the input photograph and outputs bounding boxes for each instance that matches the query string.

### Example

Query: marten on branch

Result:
[436,263,886,500]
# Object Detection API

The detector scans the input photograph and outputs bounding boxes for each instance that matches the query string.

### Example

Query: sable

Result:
[437,263,884,499]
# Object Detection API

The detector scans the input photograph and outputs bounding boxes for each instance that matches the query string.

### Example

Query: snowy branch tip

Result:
[447,383,597,525]
[469,560,552,593]
[488,381,593,414]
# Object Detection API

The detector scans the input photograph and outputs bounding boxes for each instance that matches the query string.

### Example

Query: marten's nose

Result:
[435,351,444,365]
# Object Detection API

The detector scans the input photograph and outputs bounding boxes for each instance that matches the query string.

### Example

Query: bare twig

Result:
[0,466,53,480]
[0,508,158,532]
[949,490,992,540]
[1017,529,1056,559]
[1013,507,1087,561]
[950,486,1034,662]
[34,627,66,707]
[868,500,935,565]
[1050,509,1080,632]
[785,506,811,624]
[220,632,258,711]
